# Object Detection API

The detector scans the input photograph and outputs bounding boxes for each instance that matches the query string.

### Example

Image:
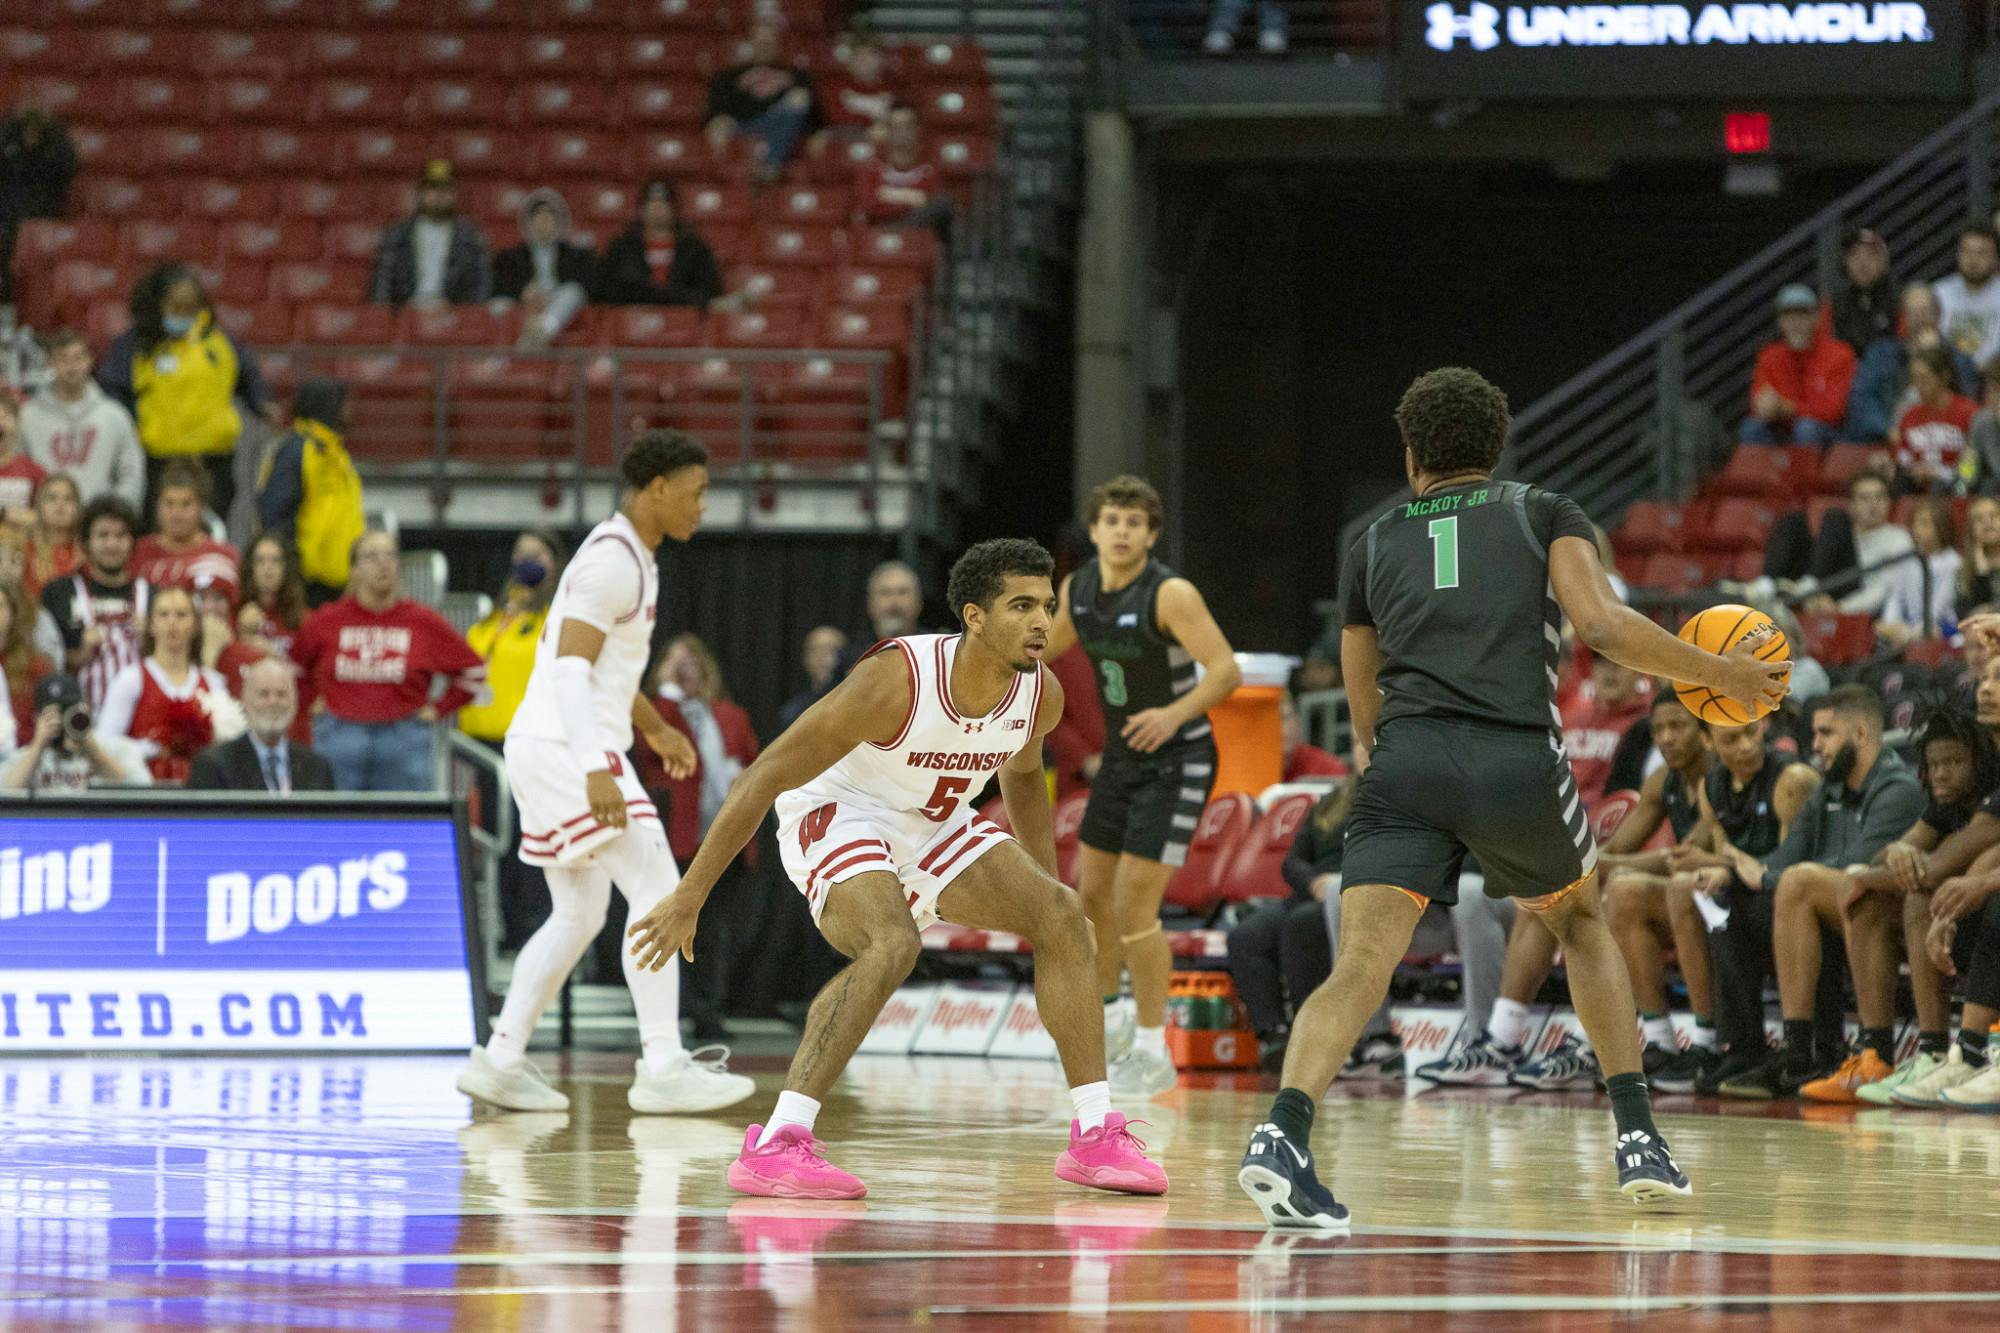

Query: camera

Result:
[62,703,92,743]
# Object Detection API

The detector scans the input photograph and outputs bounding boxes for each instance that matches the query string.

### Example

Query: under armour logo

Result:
[1425,2,1501,50]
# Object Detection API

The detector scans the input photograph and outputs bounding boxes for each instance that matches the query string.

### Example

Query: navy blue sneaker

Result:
[1237,1122,1350,1231]
[1615,1129,1693,1203]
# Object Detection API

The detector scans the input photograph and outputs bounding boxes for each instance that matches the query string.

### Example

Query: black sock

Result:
[1919,1030,1949,1057]
[1268,1087,1316,1144]
[1860,1027,1894,1062]
[1961,1028,1991,1068]
[1605,1072,1658,1138]
[1780,1019,1813,1061]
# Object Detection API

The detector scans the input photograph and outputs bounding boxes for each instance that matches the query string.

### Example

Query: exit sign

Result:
[1726,112,1772,155]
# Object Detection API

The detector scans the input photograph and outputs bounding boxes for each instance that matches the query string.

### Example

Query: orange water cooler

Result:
[1207,652,1299,799]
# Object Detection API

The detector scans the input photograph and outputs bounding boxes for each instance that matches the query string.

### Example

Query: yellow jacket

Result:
[458,601,547,742]
[294,421,364,589]
[128,312,245,457]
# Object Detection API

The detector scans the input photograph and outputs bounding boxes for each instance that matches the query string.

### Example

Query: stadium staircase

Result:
[863,0,1091,532]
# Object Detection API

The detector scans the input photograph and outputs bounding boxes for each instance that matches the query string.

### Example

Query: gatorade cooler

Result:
[1208,652,1300,799]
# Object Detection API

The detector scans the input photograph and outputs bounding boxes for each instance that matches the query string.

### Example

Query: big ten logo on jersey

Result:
[0,842,113,921]
[334,626,412,683]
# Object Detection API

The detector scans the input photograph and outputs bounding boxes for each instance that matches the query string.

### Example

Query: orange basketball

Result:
[1674,604,1788,726]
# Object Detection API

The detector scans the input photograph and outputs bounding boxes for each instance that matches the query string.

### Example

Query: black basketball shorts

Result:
[1078,737,1218,868]
[1338,716,1598,907]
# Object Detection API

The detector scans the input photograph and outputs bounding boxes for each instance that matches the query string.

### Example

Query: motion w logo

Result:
[1425,2,1502,50]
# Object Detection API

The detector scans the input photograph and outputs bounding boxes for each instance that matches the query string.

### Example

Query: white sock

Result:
[1488,999,1530,1051]
[1071,1080,1111,1132]
[1642,1016,1676,1049]
[1690,1022,1717,1051]
[1134,1025,1168,1058]
[757,1090,822,1147]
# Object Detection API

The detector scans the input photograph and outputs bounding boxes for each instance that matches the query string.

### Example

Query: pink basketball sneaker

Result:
[1055,1112,1169,1195]
[727,1125,868,1200]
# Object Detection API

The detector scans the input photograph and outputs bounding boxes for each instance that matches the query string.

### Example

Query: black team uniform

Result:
[1071,555,1218,868]
[1240,479,1689,1230]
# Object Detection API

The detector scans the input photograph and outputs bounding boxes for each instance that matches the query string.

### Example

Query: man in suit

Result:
[188,658,335,793]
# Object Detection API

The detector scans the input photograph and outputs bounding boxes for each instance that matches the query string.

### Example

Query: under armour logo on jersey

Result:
[1117,613,1138,627]
[1425,2,1502,49]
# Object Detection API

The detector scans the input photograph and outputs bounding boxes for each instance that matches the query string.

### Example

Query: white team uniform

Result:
[777,633,1047,929]
[507,511,661,867]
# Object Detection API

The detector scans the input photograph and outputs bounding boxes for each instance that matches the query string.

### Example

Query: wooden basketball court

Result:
[4,1050,1996,1330]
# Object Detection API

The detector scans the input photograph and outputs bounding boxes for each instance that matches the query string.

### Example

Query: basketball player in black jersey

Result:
[1237,368,1789,1229]
[1044,475,1241,1099]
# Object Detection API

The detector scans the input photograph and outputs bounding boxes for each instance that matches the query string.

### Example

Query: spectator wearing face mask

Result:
[459,528,567,952]
[492,189,595,352]
[97,262,280,519]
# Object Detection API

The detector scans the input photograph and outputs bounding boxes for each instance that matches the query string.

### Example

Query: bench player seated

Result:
[1703,687,1925,1100]
[1913,842,2000,1108]
[628,539,1168,1200]
[1833,706,2000,1103]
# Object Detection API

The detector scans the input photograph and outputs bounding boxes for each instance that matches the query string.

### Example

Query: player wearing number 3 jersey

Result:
[1044,475,1242,1101]
[627,539,1167,1201]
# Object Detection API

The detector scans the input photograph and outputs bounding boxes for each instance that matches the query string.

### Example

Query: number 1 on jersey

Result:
[1429,516,1460,590]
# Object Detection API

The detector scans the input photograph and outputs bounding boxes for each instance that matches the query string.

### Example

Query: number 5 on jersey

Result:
[1429,515,1460,590]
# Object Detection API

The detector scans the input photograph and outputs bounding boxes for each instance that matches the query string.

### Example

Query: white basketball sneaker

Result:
[629,1046,757,1115]
[455,1047,570,1113]
[1109,1045,1178,1099]
[1105,1001,1136,1063]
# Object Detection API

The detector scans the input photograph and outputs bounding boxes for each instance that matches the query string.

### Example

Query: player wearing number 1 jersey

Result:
[1236,368,1792,1232]
[1044,475,1241,1100]
[628,539,1167,1201]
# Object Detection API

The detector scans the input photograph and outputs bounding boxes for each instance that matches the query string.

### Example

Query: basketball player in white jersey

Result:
[457,431,754,1117]
[629,539,1168,1199]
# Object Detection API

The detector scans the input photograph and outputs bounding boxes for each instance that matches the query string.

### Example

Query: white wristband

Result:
[551,656,607,773]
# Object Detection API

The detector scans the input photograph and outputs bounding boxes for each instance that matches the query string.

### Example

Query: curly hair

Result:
[1085,475,1164,531]
[1914,700,2000,801]
[622,429,708,491]
[129,262,203,357]
[1394,367,1510,477]
[945,538,1054,626]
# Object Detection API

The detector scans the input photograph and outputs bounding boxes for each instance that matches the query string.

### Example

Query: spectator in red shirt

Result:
[291,530,484,792]
[1741,283,1858,446]
[855,105,951,236]
[1561,655,1653,807]
[1893,344,1980,491]
[594,180,725,310]
[704,19,820,182]
[132,459,239,602]
[816,31,898,150]
[0,394,46,529]
[1281,690,1347,780]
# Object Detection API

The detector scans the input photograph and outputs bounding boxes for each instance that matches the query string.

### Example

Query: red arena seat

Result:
[1219,792,1316,904]
[1164,793,1257,915]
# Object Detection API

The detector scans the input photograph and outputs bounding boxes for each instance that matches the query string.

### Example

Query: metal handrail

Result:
[1509,89,2000,518]
[446,730,511,988]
